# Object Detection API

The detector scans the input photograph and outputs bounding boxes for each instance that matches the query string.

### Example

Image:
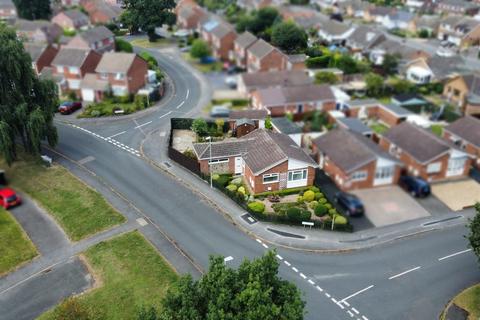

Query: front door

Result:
[234,157,242,175]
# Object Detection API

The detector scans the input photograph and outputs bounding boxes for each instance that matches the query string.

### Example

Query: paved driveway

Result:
[351,186,431,227]
[431,179,480,211]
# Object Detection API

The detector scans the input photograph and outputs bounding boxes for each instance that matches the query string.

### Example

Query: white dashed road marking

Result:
[300,273,307,279]
[224,256,233,262]
[438,249,472,261]
[158,111,172,119]
[340,285,374,303]
[78,156,95,165]
[176,101,185,109]
[136,218,148,226]
[284,261,291,266]
[134,121,152,129]
[388,266,421,280]
[107,131,126,139]
[308,279,315,285]
[276,254,283,260]
[292,267,298,273]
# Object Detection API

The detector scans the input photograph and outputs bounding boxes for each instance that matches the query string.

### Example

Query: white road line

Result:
[262,243,268,249]
[347,311,354,317]
[316,286,323,292]
[352,307,359,314]
[186,89,190,99]
[331,298,338,304]
[388,266,421,280]
[224,256,233,262]
[134,121,152,129]
[300,273,307,279]
[284,261,291,266]
[107,131,126,139]
[176,101,185,109]
[159,111,172,119]
[292,267,298,273]
[362,316,369,320]
[325,293,331,298]
[256,239,262,244]
[337,303,345,310]
[340,285,374,303]
[438,249,472,261]
[276,254,283,260]
[308,279,315,285]
[343,301,350,307]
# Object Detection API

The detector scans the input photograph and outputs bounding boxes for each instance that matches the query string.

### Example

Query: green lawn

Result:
[444,284,480,320]
[369,122,389,135]
[181,53,223,73]
[39,231,178,319]
[130,38,175,48]
[2,155,125,241]
[79,101,140,118]
[431,124,444,137]
[0,209,37,275]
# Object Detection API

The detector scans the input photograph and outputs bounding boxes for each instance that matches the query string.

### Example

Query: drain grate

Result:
[163,161,172,168]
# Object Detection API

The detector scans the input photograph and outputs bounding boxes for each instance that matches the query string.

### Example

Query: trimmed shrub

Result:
[287,207,310,223]
[309,200,318,209]
[211,174,220,180]
[334,215,347,225]
[318,197,327,204]
[115,38,133,53]
[314,204,327,217]
[309,186,320,193]
[328,208,337,216]
[231,177,243,185]
[296,196,303,203]
[314,192,323,200]
[248,201,265,213]
[238,186,246,195]
[226,184,237,192]
[325,203,332,210]
[303,190,315,202]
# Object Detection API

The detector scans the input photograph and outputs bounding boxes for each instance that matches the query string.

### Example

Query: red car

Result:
[58,101,82,115]
[0,188,21,209]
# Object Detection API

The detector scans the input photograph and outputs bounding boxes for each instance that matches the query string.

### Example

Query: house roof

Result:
[15,19,51,31]
[24,43,48,62]
[369,6,394,16]
[236,118,255,126]
[345,99,380,108]
[76,25,114,44]
[240,70,312,89]
[426,55,466,79]
[95,52,137,73]
[271,117,302,135]
[255,84,335,106]
[438,0,479,10]
[383,122,452,164]
[193,139,250,160]
[347,26,385,50]
[211,22,235,39]
[387,10,414,23]
[319,19,352,36]
[313,128,397,174]
[51,47,91,67]
[235,32,257,49]
[445,116,480,148]
[247,39,276,59]
[61,9,89,22]
[392,93,428,106]
[80,73,109,90]
[229,109,268,120]
[336,118,373,136]
[381,104,413,117]
[287,54,307,64]
[461,73,480,96]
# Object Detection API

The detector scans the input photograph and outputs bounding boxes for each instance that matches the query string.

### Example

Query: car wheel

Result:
[410,190,417,197]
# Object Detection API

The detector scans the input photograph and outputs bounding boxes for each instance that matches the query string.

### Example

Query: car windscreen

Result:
[6,195,16,202]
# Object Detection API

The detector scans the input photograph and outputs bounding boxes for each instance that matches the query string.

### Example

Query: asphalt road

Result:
[47,47,480,319]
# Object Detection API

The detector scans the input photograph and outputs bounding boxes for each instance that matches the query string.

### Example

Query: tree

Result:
[236,7,280,37]
[468,204,480,263]
[315,71,338,84]
[265,116,273,130]
[191,118,209,137]
[121,0,176,41]
[137,307,159,320]
[13,0,51,20]
[365,73,384,97]
[155,252,305,320]
[215,118,224,134]
[0,24,58,165]
[190,39,211,60]
[391,78,415,94]
[381,53,399,76]
[271,21,308,54]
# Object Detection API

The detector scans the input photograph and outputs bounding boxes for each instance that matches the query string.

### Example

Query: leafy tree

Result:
[0,24,58,165]
[13,0,51,20]
[381,53,399,76]
[365,73,384,97]
[215,118,224,134]
[121,0,176,41]
[190,39,211,60]
[191,118,209,137]
[155,252,305,320]
[115,38,133,53]
[391,78,415,95]
[271,21,308,54]
[236,7,280,38]
[265,116,273,130]
[137,306,159,320]
[305,55,331,68]
[289,0,309,4]
[417,29,430,39]
[468,204,480,263]
[315,72,338,84]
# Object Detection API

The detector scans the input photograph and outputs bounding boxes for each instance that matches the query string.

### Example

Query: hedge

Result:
[254,187,311,198]
[248,201,265,214]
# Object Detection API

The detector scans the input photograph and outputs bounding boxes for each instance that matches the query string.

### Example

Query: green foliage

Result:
[417,29,431,38]
[0,24,58,164]
[247,201,266,214]
[137,306,158,320]
[13,0,51,20]
[287,207,311,223]
[381,54,399,76]
[211,174,220,180]
[468,204,480,264]
[271,21,308,54]
[191,118,209,137]
[134,94,150,110]
[231,177,243,185]
[212,174,231,188]
[305,56,330,68]
[390,78,415,95]
[309,200,318,209]
[315,71,338,84]
[51,298,91,320]
[139,51,158,68]
[265,116,273,130]
[238,186,246,195]
[236,7,280,38]
[289,0,309,4]
[190,39,211,59]
[302,190,315,202]
[315,192,323,200]
[325,203,332,210]
[318,197,327,204]
[328,208,337,216]
[296,195,303,203]
[365,73,384,97]
[226,184,238,192]
[115,38,134,53]
[63,29,76,37]
[159,252,305,320]
[314,204,327,217]
[334,215,347,225]
[309,186,320,193]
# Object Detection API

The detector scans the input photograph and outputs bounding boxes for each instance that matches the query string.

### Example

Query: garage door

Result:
[373,166,395,186]
[81,89,94,102]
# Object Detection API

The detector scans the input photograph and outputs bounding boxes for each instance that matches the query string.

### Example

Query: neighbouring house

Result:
[415,15,441,35]
[251,84,336,117]
[443,116,480,167]
[364,6,395,24]
[405,0,425,10]
[199,15,222,44]
[24,43,59,75]
[379,122,471,182]
[287,54,307,71]
[318,20,355,45]
[443,73,480,116]
[81,0,123,24]
[237,70,312,94]
[345,26,386,57]
[233,32,258,69]
[437,16,480,48]
[210,22,236,61]
[66,26,115,53]
[435,0,480,16]
[51,47,102,96]
[368,103,413,128]
[51,9,89,31]
[0,0,17,21]
[237,0,282,11]
[368,39,429,65]
[382,11,416,32]
[176,1,206,30]
[335,117,373,137]
[228,109,268,137]
[15,19,63,44]
[404,56,465,84]
[271,117,303,146]
[391,93,429,111]
[344,0,372,18]
[312,128,402,191]
[79,73,110,102]
[193,129,318,194]
[246,39,287,73]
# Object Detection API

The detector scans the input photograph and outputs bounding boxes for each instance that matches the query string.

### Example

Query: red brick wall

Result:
[444,131,480,168]
[213,31,236,61]
[247,49,286,73]
[35,46,58,74]
[80,51,102,76]
[127,56,148,93]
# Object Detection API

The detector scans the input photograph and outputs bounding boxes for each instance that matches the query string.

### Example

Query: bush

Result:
[248,201,265,213]
[213,174,231,188]
[134,94,149,111]
[287,207,310,223]
[226,184,238,192]
[318,197,327,204]
[314,204,327,217]
[212,174,220,180]
[325,203,332,210]
[309,186,320,193]
[238,186,246,195]
[115,38,133,53]
[309,200,318,209]
[231,177,243,185]
[315,192,324,200]
[183,149,197,159]
[334,215,347,225]
[328,208,337,216]
[303,190,315,202]
[296,196,303,203]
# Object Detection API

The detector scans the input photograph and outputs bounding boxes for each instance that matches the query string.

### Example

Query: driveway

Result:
[351,186,431,227]
[431,179,480,211]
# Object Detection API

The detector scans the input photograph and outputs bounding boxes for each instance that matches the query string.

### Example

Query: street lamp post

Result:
[206,136,213,188]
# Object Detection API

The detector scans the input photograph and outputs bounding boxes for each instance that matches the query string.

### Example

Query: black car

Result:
[399,175,431,197]
[335,192,364,217]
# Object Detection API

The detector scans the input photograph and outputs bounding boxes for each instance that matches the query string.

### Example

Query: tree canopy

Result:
[468,204,480,264]
[0,24,58,164]
[121,0,176,41]
[236,7,280,40]
[381,53,400,76]
[271,21,308,54]
[315,71,338,85]
[190,39,211,60]
[365,73,384,97]
[144,251,304,320]
[13,0,51,20]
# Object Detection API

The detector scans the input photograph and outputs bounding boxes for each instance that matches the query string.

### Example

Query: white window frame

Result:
[263,173,279,184]
[56,65,64,74]
[115,72,125,80]
[351,170,368,182]
[288,169,307,181]
[68,66,79,74]
[426,162,442,174]
[208,158,229,164]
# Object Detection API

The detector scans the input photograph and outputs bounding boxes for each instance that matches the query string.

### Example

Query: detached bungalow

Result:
[66,26,115,53]
[246,39,287,73]
[51,9,89,31]
[443,73,480,116]
[404,56,465,84]
[193,129,318,194]
[228,109,268,137]
[312,129,402,191]
[237,70,312,94]
[379,122,471,182]
[443,116,480,168]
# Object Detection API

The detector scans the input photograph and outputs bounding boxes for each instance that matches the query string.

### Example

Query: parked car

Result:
[399,175,431,197]
[335,192,364,217]
[0,188,21,209]
[225,76,237,89]
[210,106,230,118]
[58,101,82,115]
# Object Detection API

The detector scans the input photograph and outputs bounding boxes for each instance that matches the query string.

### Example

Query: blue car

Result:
[335,192,364,217]
[399,175,431,197]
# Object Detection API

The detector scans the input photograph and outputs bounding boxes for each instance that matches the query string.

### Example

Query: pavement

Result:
[432,179,480,211]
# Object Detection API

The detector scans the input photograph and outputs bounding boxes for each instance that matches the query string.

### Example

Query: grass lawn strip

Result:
[450,284,480,320]
[38,231,178,320]
[1,155,125,241]
[0,208,38,276]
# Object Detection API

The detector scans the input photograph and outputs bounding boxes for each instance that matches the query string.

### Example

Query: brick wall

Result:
[213,31,236,61]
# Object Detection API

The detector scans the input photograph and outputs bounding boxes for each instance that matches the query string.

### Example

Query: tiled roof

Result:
[95,52,136,73]
[193,139,250,160]
[445,116,480,148]
[51,47,91,67]
[336,118,373,136]
[271,117,302,135]
[256,84,335,106]
[77,25,114,44]
[24,43,47,62]
[247,39,276,59]
[211,22,235,39]
[347,26,385,50]
[62,9,88,22]
[240,70,312,89]
[235,32,257,49]
[229,109,268,120]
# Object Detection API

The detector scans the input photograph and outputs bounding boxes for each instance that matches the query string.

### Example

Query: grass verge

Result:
[130,38,174,48]
[0,208,37,275]
[451,284,480,320]
[38,231,178,319]
[1,155,125,241]
[181,53,223,73]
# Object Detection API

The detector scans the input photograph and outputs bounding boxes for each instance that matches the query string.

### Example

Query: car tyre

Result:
[410,190,417,197]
